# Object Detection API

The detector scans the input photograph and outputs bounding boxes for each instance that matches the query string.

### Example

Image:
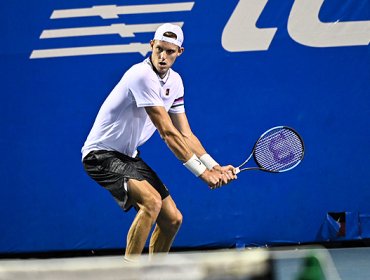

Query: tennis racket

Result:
[235,126,304,174]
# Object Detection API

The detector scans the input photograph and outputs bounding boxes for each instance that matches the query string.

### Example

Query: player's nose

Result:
[159,51,167,60]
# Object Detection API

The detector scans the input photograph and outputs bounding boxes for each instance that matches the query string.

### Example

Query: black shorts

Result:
[82,150,169,211]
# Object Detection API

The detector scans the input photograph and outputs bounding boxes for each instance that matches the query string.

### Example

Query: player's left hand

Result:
[212,165,237,187]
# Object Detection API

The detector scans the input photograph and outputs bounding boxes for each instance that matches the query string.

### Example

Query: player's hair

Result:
[162,31,182,51]
[163,31,177,39]
[152,31,182,51]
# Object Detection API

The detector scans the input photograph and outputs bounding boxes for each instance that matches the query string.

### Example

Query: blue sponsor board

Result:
[1,0,369,252]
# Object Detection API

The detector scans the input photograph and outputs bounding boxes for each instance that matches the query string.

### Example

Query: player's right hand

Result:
[199,169,230,190]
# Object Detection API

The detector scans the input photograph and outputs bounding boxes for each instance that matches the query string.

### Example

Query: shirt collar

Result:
[145,57,170,84]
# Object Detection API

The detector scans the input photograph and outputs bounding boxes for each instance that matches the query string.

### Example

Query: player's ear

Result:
[177,47,184,56]
[150,40,155,48]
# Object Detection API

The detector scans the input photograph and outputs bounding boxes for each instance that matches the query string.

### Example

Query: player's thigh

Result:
[127,179,162,208]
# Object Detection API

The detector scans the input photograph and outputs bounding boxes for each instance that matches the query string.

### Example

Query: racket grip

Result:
[235,167,240,174]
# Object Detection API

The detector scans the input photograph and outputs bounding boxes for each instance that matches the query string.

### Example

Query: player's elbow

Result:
[179,130,193,139]
[159,128,184,149]
[158,126,177,142]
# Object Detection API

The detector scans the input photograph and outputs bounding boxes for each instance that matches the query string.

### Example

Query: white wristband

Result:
[183,154,207,177]
[199,154,219,170]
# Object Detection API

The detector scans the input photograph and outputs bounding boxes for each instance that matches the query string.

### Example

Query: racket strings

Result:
[254,129,304,172]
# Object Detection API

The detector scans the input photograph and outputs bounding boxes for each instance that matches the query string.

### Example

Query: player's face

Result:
[150,40,184,78]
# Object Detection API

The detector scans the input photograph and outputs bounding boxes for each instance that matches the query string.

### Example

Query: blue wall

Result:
[1,0,369,253]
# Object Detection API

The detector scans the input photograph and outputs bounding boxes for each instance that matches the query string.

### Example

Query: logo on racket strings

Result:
[268,133,295,165]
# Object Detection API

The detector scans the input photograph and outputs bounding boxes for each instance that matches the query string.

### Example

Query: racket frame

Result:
[235,126,305,173]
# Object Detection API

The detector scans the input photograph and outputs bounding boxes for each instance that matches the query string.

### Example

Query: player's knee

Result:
[174,211,183,229]
[142,194,162,220]
[169,210,183,233]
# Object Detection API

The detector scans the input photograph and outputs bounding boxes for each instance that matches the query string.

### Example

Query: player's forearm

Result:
[180,132,221,170]
[146,106,195,162]
[180,132,207,158]
[159,127,194,162]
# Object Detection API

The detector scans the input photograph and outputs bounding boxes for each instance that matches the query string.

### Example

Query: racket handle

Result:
[235,167,240,174]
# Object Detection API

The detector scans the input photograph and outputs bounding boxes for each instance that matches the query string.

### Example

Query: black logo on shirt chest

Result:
[165,88,170,96]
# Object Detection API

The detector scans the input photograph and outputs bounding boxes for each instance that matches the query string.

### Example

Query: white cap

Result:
[153,23,184,47]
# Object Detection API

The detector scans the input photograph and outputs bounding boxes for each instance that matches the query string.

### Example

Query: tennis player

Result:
[82,23,237,260]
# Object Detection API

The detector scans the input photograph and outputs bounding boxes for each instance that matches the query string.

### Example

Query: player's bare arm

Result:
[169,112,237,182]
[145,106,230,188]
[169,112,207,157]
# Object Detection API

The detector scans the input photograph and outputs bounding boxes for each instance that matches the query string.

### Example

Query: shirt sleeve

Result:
[169,81,185,114]
[129,71,164,108]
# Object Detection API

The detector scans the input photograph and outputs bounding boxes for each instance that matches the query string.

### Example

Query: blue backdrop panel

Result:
[1,0,369,253]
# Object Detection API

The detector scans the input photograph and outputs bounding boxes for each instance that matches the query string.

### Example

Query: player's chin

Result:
[158,67,169,76]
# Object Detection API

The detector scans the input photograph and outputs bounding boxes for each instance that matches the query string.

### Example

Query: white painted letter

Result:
[222,0,277,52]
[288,0,370,47]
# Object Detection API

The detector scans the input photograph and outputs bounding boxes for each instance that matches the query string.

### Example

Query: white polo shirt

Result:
[81,58,185,159]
